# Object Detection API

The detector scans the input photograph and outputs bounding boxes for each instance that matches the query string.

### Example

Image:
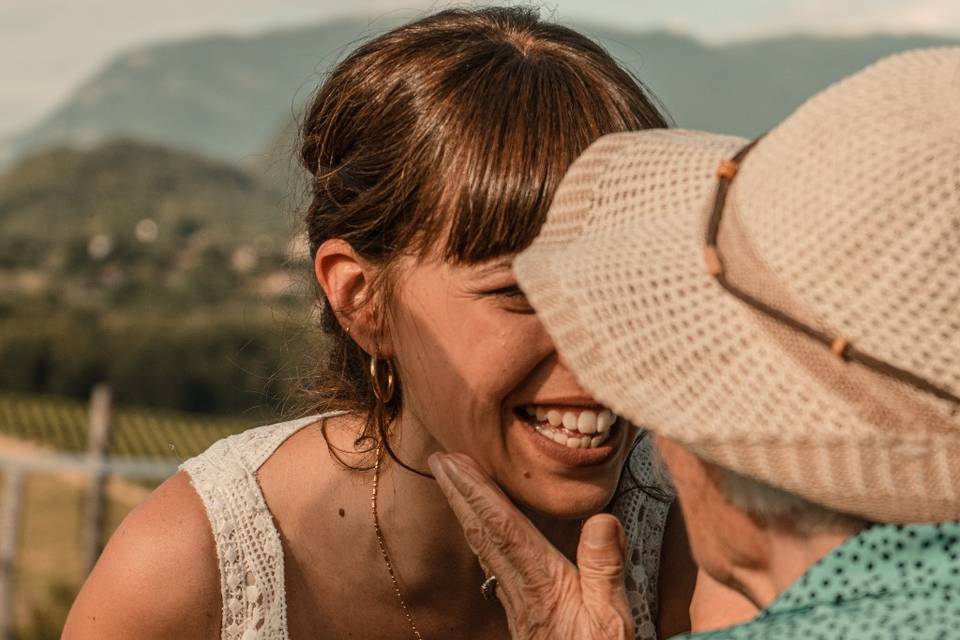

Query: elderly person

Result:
[429,47,960,639]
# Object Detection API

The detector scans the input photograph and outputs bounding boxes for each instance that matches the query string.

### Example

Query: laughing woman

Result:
[63,8,689,640]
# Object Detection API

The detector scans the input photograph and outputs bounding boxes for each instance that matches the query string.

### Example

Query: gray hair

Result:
[647,438,866,533]
[714,467,868,534]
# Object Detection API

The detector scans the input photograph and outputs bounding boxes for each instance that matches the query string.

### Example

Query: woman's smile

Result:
[516,404,618,450]
[506,398,629,470]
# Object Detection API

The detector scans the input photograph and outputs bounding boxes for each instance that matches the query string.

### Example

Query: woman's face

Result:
[387,254,638,519]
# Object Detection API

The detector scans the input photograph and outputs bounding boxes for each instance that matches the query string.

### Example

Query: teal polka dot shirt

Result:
[678,522,960,639]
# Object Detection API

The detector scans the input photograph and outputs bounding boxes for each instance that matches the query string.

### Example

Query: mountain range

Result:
[2,18,958,416]
[5,19,959,167]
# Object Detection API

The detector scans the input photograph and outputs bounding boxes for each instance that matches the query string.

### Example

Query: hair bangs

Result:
[412,32,659,265]
[300,7,666,446]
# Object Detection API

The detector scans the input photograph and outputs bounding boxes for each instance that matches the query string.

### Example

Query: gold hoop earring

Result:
[369,355,395,404]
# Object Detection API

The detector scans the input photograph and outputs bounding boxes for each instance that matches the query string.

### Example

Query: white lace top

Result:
[181,414,672,640]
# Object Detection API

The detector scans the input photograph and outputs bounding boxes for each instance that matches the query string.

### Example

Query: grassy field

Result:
[0,391,259,638]
[0,391,254,459]
[2,469,141,638]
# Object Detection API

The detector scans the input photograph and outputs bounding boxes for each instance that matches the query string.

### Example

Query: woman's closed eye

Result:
[476,284,535,314]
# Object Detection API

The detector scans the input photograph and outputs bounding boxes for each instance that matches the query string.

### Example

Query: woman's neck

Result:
[375,413,583,593]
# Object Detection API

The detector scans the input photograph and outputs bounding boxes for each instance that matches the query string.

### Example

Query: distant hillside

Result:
[0,139,307,314]
[8,18,381,165]
[0,140,311,415]
[590,31,960,135]
[0,139,288,243]
[8,20,959,166]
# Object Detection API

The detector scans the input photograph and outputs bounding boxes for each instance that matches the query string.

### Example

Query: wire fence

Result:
[0,387,252,640]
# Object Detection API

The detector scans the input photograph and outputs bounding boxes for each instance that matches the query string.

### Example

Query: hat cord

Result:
[703,138,960,410]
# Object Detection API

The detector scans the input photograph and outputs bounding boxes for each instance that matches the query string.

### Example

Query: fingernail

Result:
[584,515,620,549]
[429,452,462,480]
[427,453,447,478]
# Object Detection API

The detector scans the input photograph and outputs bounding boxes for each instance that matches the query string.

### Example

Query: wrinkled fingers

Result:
[428,454,525,609]
[429,453,565,615]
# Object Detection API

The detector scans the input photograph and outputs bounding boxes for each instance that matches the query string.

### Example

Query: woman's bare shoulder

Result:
[62,471,221,640]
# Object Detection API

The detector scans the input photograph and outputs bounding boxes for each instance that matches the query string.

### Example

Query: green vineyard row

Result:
[0,391,254,460]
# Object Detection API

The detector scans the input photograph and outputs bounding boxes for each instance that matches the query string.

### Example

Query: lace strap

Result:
[181,415,336,639]
[611,435,674,640]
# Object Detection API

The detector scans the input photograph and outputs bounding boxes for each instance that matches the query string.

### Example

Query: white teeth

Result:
[596,410,614,434]
[577,410,598,434]
[523,405,617,449]
[531,423,611,449]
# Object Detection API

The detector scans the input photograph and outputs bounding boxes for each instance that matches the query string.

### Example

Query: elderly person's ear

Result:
[314,238,392,357]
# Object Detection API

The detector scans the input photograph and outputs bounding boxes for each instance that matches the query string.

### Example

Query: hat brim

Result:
[515,129,960,523]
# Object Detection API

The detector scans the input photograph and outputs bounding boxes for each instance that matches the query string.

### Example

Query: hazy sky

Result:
[3,0,960,139]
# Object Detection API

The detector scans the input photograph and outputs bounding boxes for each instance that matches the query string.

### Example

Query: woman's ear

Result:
[314,239,389,357]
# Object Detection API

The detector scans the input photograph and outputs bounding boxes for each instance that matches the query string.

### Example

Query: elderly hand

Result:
[428,452,633,640]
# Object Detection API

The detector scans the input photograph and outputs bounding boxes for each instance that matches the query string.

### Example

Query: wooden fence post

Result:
[0,468,24,640]
[84,384,112,576]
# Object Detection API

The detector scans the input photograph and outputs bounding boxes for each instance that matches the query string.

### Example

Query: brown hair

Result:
[300,7,666,463]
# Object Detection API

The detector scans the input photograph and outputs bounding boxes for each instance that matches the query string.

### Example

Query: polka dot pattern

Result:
[677,522,960,639]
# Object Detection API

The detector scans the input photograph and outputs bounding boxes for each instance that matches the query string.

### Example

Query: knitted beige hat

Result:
[515,48,960,523]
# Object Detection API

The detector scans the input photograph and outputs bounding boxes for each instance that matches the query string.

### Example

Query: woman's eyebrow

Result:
[474,257,514,276]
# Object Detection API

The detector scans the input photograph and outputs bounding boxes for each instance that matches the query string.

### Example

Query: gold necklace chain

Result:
[371,447,424,640]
